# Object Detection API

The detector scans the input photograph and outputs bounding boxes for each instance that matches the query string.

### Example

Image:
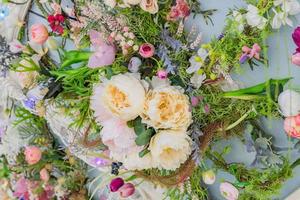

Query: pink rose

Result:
[24,146,42,165]
[220,182,239,200]
[30,24,49,44]
[167,0,190,21]
[119,183,135,198]
[292,53,300,66]
[40,168,50,182]
[157,70,168,79]
[284,114,300,139]
[139,43,155,58]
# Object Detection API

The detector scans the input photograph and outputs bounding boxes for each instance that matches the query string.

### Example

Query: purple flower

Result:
[292,27,300,51]
[91,157,110,167]
[239,54,249,64]
[110,177,124,192]
[23,98,37,110]
[218,33,225,40]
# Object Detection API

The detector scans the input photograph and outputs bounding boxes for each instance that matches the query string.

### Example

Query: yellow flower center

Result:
[194,56,203,63]
[107,85,130,113]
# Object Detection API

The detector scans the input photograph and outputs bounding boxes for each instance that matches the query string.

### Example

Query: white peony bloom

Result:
[90,73,146,122]
[278,89,300,117]
[141,83,192,130]
[245,5,267,30]
[122,151,157,170]
[149,130,191,170]
[186,48,208,74]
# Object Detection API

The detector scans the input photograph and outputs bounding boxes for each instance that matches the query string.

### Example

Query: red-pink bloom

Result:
[292,27,300,52]
[110,177,124,192]
[139,43,155,58]
[157,70,168,79]
[119,183,135,198]
[47,14,65,35]
[24,146,42,165]
[13,177,30,200]
[167,0,190,21]
[284,114,300,139]
[292,52,300,66]
[30,24,49,44]
[40,168,50,182]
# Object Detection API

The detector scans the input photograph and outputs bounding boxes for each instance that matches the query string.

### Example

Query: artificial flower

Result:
[24,146,42,165]
[139,43,155,58]
[292,53,300,66]
[157,70,168,79]
[128,57,142,72]
[141,81,192,130]
[40,168,50,182]
[149,129,191,170]
[30,24,49,44]
[9,40,24,53]
[167,0,190,21]
[90,73,146,122]
[278,89,300,117]
[110,177,124,192]
[119,183,135,198]
[245,5,267,30]
[186,48,208,74]
[0,5,9,21]
[88,30,116,68]
[284,114,300,139]
[47,14,65,35]
[292,27,300,52]
[140,0,159,14]
[190,73,206,89]
[202,170,216,185]
[220,182,239,200]
[271,9,293,29]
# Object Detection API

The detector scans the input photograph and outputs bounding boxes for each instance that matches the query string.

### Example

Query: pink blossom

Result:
[30,24,49,44]
[292,53,300,66]
[88,30,116,68]
[139,43,155,58]
[40,168,50,182]
[157,70,168,79]
[24,146,42,165]
[110,177,124,192]
[9,40,24,53]
[292,27,300,52]
[191,96,199,107]
[119,183,135,198]
[13,177,30,200]
[167,0,190,21]
[220,182,239,200]
[284,114,300,139]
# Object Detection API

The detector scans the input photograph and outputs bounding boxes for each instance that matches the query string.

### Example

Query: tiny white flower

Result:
[232,11,244,32]
[272,9,293,29]
[245,5,267,30]
[190,73,206,89]
[186,48,208,74]
[275,0,300,15]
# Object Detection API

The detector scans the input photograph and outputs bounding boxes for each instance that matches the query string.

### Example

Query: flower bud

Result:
[119,183,135,198]
[110,177,124,192]
[202,170,216,185]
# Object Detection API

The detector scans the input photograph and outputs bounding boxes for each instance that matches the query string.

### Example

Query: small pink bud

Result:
[30,24,49,44]
[204,104,210,114]
[24,146,42,165]
[110,177,124,192]
[123,26,129,32]
[40,168,50,182]
[191,96,199,107]
[157,70,168,79]
[139,43,155,58]
[119,183,135,198]
[292,53,300,66]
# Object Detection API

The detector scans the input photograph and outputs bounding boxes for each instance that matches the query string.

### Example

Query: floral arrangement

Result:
[1,0,300,200]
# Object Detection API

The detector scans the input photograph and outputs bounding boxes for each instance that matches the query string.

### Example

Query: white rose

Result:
[124,0,141,5]
[140,0,158,14]
[141,84,192,130]
[90,73,146,122]
[149,130,191,170]
[278,89,300,117]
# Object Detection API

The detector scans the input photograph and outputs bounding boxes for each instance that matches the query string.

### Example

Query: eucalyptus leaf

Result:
[135,129,154,146]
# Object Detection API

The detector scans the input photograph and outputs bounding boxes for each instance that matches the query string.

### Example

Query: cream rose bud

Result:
[149,130,191,170]
[91,73,146,122]
[140,0,159,14]
[141,85,192,130]
[278,89,300,117]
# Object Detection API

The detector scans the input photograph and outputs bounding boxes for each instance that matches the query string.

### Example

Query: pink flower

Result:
[47,14,65,35]
[167,0,190,21]
[139,43,155,58]
[9,40,24,53]
[119,183,135,198]
[110,177,124,192]
[220,182,239,200]
[157,70,168,79]
[292,27,300,52]
[24,146,42,165]
[40,168,50,182]
[88,30,116,68]
[240,43,261,64]
[30,24,49,44]
[191,96,199,107]
[13,177,30,200]
[292,53,300,66]
[284,114,300,139]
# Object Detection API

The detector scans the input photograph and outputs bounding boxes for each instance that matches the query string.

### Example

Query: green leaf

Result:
[135,129,154,146]
[139,148,150,157]
[133,118,146,136]
[125,175,137,182]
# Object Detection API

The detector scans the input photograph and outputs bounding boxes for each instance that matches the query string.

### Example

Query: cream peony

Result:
[141,83,192,130]
[90,73,146,123]
[140,0,159,14]
[122,151,156,170]
[149,130,191,170]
